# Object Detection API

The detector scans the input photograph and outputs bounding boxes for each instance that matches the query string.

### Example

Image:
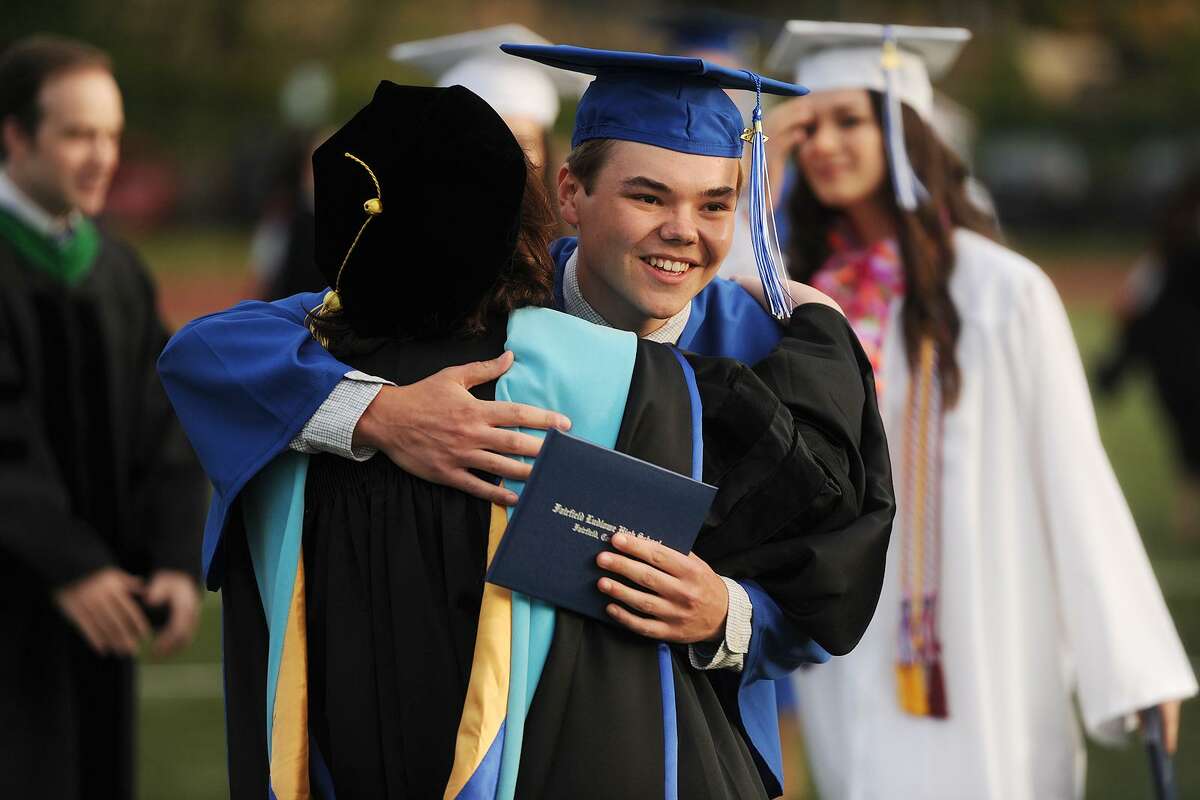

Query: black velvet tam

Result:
[312,81,527,339]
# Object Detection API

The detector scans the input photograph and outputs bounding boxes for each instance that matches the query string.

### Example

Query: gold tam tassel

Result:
[308,152,383,346]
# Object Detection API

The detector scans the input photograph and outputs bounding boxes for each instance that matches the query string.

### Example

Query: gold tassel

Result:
[896,663,929,716]
[307,152,383,347]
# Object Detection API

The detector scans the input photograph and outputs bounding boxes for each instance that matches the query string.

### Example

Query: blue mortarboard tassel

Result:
[881,26,929,212]
[742,74,793,321]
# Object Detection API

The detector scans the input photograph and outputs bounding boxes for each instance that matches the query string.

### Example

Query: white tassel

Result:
[881,27,928,212]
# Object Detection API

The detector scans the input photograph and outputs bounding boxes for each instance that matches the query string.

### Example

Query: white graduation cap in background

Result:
[766,21,971,210]
[389,24,591,128]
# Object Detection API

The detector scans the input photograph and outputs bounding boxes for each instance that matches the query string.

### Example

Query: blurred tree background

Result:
[4,1,1199,798]
[6,0,1199,231]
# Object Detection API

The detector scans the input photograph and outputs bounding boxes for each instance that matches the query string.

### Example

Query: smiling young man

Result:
[560,138,740,335]
[0,35,206,799]
[159,45,894,796]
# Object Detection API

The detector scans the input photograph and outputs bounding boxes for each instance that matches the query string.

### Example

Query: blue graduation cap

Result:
[501,43,806,320]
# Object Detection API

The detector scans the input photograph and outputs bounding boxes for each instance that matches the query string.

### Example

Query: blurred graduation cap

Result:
[649,9,773,64]
[389,24,590,128]
[766,21,971,211]
[502,43,806,320]
[310,81,527,341]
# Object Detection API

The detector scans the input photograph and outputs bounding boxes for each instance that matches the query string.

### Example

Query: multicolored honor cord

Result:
[896,336,948,718]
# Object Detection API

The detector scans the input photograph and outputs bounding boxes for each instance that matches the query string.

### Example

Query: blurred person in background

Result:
[1097,168,1200,541]
[0,34,206,799]
[389,24,588,184]
[761,21,1196,799]
[251,128,323,300]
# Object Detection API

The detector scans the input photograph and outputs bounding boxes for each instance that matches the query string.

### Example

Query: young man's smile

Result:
[641,253,699,281]
[558,140,739,336]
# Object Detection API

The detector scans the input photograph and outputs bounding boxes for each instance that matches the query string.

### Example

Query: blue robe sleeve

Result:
[679,277,783,366]
[156,291,350,587]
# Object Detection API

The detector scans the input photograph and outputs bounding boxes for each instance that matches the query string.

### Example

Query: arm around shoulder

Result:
[157,293,351,494]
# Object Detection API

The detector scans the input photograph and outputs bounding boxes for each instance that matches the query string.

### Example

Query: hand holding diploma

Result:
[596,532,729,644]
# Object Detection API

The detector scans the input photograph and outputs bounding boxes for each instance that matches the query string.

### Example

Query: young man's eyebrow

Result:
[621,176,735,199]
[621,176,672,193]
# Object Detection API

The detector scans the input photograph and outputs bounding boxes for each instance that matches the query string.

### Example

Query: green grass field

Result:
[133,231,1199,799]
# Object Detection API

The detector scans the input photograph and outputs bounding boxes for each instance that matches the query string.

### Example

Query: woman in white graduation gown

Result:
[757,21,1197,800]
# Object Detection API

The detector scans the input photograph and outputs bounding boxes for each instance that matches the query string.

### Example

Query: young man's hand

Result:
[353,350,572,506]
[55,568,149,657]
[595,533,728,644]
[144,570,202,658]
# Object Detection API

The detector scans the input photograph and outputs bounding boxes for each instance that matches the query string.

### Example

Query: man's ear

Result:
[0,117,31,162]
[558,164,582,227]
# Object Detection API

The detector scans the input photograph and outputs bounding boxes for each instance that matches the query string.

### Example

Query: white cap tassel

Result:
[881,26,929,211]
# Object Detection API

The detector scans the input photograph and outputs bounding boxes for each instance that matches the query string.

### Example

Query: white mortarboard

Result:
[766,21,970,119]
[766,21,971,210]
[389,24,590,128]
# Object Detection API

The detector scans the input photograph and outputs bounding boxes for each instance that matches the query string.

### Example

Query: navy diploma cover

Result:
[486,429,717,622]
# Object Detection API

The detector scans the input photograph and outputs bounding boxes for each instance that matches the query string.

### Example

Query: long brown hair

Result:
[311,155,557,357]
[786,91,998,407]
[459,155,558,336]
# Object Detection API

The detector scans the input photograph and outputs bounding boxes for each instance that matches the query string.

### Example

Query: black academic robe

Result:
[221,304,889,799]
[0,228,207,799]
[1097,244,1200,475]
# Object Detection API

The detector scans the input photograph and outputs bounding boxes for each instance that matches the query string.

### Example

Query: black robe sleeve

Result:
[689,303,895,655]
[125,262,207,580]
[0,288,115,587]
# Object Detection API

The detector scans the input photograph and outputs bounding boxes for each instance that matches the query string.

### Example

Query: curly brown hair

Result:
[785,92,999,408]
[459,155,558,336]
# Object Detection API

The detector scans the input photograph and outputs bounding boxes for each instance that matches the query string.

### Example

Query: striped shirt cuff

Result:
[688,576,752,672]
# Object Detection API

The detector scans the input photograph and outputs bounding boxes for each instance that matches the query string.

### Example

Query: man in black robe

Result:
[0,35,207,799]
